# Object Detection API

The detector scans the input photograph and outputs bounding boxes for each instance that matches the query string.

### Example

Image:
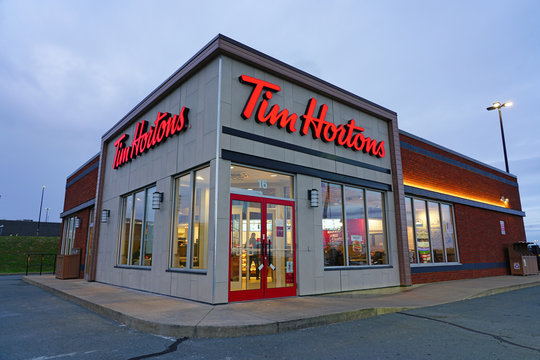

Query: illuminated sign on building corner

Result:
[239,75,386,158]
[112,107,189,169]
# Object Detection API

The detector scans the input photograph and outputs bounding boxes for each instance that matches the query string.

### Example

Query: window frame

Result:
[169,165,211,273]
[84,208,94,276]
[61,216,76,255]
[406,196,460,265]
[116,184,156,268]
[322,181,390,269]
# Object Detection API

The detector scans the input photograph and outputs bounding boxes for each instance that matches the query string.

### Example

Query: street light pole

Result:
[496,106,509,173]
[45,208,50,223]
[37,185,45,236]
[486,101,512,173]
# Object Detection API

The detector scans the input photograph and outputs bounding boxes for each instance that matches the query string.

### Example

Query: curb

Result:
[22,276,410,338]
[466,280,540,300]
[22,276,540,339]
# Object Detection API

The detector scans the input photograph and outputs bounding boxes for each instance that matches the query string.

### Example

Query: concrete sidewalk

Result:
[23,274,540,338]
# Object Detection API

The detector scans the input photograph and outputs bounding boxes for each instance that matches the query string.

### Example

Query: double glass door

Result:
[229,194,296,301]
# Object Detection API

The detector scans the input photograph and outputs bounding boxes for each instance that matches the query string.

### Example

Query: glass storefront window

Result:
[118,195,132,264]
[117,185,156,267]
[230,165,293,199]
[61,216,76,255]
[143,190,155,266]
[344,186,367,265]
[191,167,210,269]
[322,182,345,266]
[171,166,210,270]
[405,198,416,263]
[130,190,145,265]
[441,204,457,262]
[414,199,431,263]
[367,190,387,265]
[172,174,191,268]
[322,182,388,267]
[428,202,444,263]
[407,196,459,264]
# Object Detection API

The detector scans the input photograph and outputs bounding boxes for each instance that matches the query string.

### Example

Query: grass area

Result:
[0,236,60,273]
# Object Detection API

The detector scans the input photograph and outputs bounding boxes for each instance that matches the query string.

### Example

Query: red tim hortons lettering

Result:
[300,98,329,140]
[112,106,189,169]
[256,91,298,133]
[239,75,281,119]
[239,74,386,158]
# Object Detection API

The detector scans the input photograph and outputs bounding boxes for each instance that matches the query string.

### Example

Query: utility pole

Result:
[37,186,45,236]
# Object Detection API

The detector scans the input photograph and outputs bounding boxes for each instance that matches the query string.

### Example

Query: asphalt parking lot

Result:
[1,275,539,360]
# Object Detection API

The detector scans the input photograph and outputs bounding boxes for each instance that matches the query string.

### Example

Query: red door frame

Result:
[228,194,296,302]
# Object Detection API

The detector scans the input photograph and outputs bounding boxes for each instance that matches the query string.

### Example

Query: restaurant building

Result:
[59,35,526,304]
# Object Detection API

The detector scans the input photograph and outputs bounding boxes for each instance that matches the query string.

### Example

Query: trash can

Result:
[55,249,81,279]
[507,242,539,276]
[529,244,540,270]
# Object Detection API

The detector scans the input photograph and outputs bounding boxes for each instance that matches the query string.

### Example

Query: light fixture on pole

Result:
[37,185,45,236]
[486,101,513,173]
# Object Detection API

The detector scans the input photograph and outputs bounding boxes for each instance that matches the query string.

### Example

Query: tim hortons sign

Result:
[112,107,189,169]
[239,75,385,158]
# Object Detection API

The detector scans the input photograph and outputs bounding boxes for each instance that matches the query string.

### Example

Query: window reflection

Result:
[118,186,155,267]
[119,195,132,265]
[405,198,416,263]
[191,167,210,269]
[441,204,457,262]
[322,182,344,266]
[407,197,458,264]
[171,166,210,270]
[230,165,293,199]
[367,191,386,265]
[143,187,155,266]
[414,199,431,263]
[344,186,367,265]
[130,190,145,265]
[173,174,190,268]
[322,182,388,267]
[428,202,444,263]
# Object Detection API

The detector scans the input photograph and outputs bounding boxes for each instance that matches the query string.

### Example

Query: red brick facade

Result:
[400,132,526,284]
[59,154,99,278]
[63,155,99,211]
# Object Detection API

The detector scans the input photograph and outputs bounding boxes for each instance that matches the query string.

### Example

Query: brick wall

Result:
[63,156,99,211]
[60,207,93,278]
[59,154,99,278]
[412,268,508,283]
[400,133,526,284]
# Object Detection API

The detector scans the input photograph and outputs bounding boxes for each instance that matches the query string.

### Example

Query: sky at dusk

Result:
[0,1,539,242]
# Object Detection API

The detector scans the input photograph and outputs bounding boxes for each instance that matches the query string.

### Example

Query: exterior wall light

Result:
[500,196,510,206]
[101,209,110,223]
[152,192,163,210]
[74,217,81,229]
[308,189,319,207]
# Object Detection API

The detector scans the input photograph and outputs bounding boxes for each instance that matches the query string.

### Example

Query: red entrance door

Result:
[229,194,296,302]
